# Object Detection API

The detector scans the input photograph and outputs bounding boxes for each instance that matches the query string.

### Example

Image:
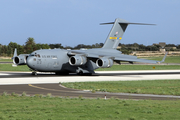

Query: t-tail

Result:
[101,18,155,49]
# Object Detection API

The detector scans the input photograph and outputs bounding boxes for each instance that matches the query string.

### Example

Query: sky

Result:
[0,0,180,47]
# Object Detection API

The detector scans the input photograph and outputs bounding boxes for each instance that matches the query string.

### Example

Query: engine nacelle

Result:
[69,55,87,66]
[96,58,113,68]
[13,55,28,65]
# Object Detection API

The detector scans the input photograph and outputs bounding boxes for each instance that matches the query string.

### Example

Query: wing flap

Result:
[114,57,158,64]
[114,52,167,64]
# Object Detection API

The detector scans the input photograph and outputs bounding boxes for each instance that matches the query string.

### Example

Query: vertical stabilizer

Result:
[101,18,155,49]
[102,18,128,49]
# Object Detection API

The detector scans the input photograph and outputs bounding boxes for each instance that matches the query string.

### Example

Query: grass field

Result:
[0,95,180,120]
[62,80,180,96]
[0,56,180,119]
[0,64,30,71]
[0,59,12,62]
[139,56,180,63]
[96,65,180,71]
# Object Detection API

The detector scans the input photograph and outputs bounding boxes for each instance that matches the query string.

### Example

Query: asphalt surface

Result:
[0,71,180,100]
[0,83,180,100]
[0,70,180,78]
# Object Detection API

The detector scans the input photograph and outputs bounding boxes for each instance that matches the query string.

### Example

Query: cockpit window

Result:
[29,54,35,56]
[34,53,37,57]
[30,53,41,58]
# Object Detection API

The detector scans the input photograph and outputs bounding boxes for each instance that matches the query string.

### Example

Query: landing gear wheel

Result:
[32,72,37,76]
[77,71,83,75]
[55,72,69,75]
[77,71,92,76]
[85,73,92,76]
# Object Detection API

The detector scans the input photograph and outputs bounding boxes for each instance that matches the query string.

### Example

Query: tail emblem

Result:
[109,37,122,40]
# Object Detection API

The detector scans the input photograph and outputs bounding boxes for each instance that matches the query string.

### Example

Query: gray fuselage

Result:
[26,49,98,74]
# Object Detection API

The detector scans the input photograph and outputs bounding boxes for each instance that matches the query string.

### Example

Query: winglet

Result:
[158,52,168,63]
[12,48,17,59]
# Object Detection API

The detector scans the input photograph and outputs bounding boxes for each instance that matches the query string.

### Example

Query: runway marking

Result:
[28,84,80,93]
[28,84,63,92]
[27,84,180,99]
[0,73,9,76]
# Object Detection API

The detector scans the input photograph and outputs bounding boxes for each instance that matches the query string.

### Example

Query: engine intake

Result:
[69,55,87,66]
[13,55,28,65]
[96,58,113,68]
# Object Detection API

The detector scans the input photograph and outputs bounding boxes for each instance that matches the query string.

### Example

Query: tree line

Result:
[0,37,180,57]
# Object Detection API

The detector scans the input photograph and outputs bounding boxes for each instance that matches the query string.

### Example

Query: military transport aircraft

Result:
[12,18,167,75]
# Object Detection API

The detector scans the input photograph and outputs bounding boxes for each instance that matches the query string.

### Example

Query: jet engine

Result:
[13,55,28,65]
[96,58,113,68]
[69,55,87,66]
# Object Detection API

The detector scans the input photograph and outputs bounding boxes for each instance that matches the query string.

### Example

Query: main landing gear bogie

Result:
[77,70,92,76]
[55,72,69,75]
[32,71,37,76]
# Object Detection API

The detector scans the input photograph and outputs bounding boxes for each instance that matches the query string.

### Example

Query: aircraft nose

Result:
[26,57,35,70]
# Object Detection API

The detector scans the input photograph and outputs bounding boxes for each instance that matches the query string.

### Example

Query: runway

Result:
[0,70,180,85]
[0,70,180,100]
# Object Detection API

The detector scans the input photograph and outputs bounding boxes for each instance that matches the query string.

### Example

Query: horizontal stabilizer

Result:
[100,22,156,26]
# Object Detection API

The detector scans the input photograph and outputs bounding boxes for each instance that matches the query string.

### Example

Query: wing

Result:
[68,49,167,64]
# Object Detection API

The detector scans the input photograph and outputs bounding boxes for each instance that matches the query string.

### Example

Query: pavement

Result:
[0,70,180,85]
[0,70,180,100]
